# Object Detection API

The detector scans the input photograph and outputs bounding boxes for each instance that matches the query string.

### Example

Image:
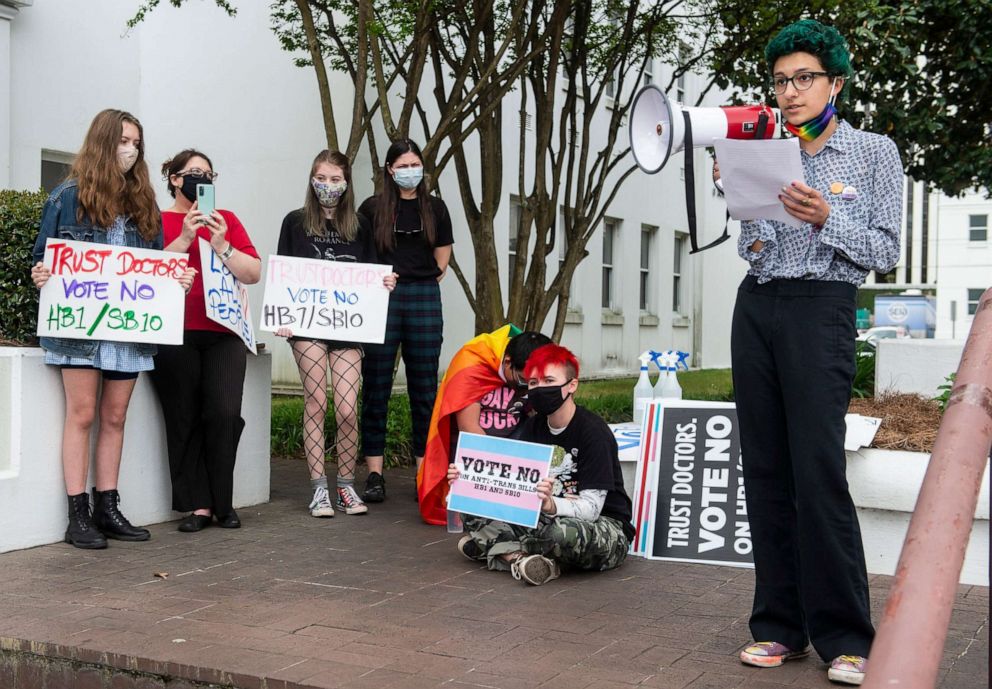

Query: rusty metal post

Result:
[863,287,992,689]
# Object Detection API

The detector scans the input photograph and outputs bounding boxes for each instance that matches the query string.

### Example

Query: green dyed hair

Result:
[765,19,852,78]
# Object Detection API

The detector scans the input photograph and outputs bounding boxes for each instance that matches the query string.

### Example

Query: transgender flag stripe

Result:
[448,494,539,528]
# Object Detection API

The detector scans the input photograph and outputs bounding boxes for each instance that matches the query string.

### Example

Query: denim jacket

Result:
[32,179,164,359]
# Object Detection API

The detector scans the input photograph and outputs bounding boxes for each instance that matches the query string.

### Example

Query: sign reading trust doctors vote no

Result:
[259,254,393,344]
[36,238,186,345]
[631,401,752,567]
[448,432,554,529]
[198,238,257,354]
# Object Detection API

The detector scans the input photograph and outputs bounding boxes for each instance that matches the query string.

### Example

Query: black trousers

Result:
[151,330,246,516]
[731,276,873,661]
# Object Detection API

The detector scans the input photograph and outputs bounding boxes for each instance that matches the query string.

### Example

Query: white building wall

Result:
[6,2,746,385]
[933,191,992,339]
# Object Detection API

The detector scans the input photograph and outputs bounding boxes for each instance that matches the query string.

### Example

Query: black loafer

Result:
[216,510,241,529]
[178,514,212,533]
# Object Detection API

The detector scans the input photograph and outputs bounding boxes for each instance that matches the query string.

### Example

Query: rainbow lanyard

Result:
[785,102,837,141]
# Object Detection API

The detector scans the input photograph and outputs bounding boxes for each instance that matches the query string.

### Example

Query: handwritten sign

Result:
[259,255,392,344]
[448,432,554,528]
[198,238,256,354]
[36,238,186,344]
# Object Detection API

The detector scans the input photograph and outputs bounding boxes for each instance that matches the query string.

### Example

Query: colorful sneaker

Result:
[510,554,561,585]
[309,486,334,518]
[740,641,811,667]
[335,485,369,515]
[828,655,866,685]
[363,472,386,503]
[457,535,483,561]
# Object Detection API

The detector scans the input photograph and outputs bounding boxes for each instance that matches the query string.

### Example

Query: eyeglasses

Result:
[772,71,830,94]
[177,168,218,181]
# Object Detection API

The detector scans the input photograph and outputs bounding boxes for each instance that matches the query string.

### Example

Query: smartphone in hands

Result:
[197,184,215,218]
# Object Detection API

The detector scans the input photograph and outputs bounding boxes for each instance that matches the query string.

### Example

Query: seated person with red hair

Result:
[447,344,635,585]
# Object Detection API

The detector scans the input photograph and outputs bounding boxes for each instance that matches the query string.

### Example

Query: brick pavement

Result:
[0,458,986,689]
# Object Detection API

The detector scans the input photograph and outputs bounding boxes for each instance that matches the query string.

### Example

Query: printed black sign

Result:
[651,406,752,564]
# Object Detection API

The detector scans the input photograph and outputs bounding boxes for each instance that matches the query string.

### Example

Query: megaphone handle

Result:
[683,111,732,254]
[755,110,769,140]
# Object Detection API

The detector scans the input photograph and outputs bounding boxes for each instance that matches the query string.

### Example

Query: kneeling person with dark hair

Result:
[447,344,635,585]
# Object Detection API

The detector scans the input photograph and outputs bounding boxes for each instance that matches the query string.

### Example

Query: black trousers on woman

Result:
[730,276,874,661]
[151,330,246,517]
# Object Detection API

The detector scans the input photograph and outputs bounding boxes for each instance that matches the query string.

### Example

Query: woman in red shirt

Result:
[152,149,261,532]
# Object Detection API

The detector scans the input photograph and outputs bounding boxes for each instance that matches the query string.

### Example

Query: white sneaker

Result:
[335,485,369,515]
[309,486,335,518]
[510,554,561,585]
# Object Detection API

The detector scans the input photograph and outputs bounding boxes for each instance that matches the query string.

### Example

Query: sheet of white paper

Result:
[713,137,805,229]
[844,414,882,451]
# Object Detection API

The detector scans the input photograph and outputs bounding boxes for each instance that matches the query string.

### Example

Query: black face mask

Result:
[527,381,572,416]
[179,175,211,203]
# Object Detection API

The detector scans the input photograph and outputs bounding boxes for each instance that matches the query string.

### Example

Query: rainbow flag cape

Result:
[418,323,522,525]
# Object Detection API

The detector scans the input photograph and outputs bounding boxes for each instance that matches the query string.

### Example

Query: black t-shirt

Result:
[276,208,378,264]
[358,195,454,282]
[519,405,636,542]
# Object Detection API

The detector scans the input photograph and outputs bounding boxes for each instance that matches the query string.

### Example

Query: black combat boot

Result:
[65,493,108,549]
[92,488,151,541]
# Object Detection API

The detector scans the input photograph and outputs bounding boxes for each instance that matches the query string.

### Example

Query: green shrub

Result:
[933,371,956,413]
[851,341,876,398]
[0,189,46,344]
[272,392,414,467]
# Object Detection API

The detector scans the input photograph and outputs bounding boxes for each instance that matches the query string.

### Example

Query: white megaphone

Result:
[629,84,782,253]
[630,84,781,173]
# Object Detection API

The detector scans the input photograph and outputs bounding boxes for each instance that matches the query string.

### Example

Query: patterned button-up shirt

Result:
[739,120,903,285]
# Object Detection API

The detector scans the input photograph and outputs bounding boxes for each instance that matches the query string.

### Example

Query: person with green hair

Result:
[716,19,903,686]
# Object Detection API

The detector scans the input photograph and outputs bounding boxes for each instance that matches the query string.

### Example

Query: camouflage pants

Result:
[462,514,629,573]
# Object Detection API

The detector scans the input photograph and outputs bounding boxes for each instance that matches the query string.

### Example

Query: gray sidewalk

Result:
[0,458,986,689]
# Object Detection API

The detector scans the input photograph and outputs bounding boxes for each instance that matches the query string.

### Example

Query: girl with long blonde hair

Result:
[30,109,194,549]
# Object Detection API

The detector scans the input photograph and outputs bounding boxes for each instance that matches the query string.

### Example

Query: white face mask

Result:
[117,145,139,173]
[392,167,424,190]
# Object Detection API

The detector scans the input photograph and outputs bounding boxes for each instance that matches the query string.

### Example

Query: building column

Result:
[0,4,17,188]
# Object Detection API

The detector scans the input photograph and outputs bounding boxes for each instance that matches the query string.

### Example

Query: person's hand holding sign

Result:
[446,463,460,486]
[177,266,197,293]
[780,180,830,227]
[275,327,294,338]
[383,272,398,292]
[536,477,557,515]
[31,262,51,289]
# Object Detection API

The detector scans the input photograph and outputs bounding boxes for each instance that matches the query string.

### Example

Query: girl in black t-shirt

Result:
[358,139,454,502]
[276,150,396,518]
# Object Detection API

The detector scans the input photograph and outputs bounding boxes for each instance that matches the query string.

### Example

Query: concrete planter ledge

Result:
[0,347,271,553]
[845,447,989,586]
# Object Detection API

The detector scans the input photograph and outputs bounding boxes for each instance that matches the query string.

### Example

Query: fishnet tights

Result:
[291,341,363,481]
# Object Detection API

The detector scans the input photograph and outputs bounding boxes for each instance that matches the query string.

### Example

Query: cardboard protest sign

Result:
[259,254,393,344]
[448,432,554,529]
[634,401,753,567]
[36,238,186,345]
[198,238,256,354]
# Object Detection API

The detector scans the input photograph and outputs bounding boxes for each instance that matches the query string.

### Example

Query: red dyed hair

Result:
[524,344,580,381]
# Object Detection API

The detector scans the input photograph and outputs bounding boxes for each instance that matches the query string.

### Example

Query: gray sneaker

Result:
[309,486,335,518]
[510,554,561,585]
[335,485,369,515]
